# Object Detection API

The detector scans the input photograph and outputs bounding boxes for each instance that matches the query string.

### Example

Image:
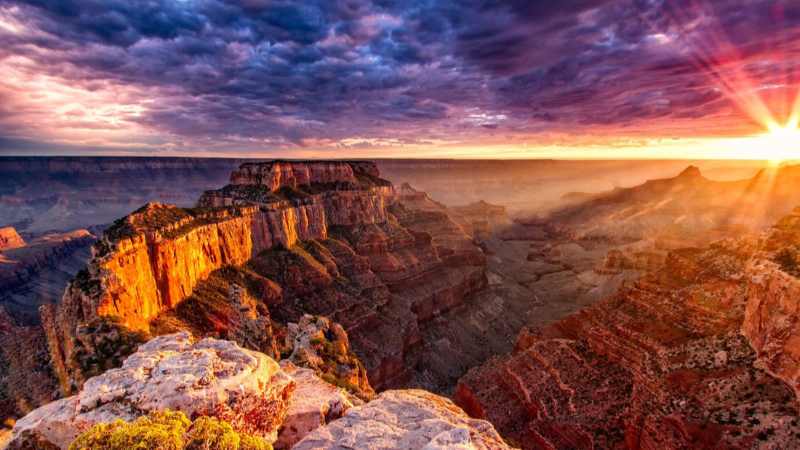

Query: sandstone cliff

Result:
[0,228,24,251]
[44,161,489,397]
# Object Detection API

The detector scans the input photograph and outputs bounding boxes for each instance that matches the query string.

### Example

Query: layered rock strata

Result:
[276,361,361,449]
[457,209,800,449]
[43,161,488,396]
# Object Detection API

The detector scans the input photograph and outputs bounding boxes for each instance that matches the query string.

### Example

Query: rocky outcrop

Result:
[276,362,361,449]
[0,227,24,251]
[293,389,513,450]
[450,200,511,239]
[8,332,294,449]
[229,160,381,189]
[742,208,800,398]
[0,229,95,324]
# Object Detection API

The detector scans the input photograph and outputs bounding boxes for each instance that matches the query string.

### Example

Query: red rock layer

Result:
[457,215,800,449]
[229,160,379,189]
[0,227,25,251]
[44,161,488,396]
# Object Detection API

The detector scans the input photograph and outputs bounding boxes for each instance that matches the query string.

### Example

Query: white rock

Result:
[9,332,295,449]
[293,389,512,450]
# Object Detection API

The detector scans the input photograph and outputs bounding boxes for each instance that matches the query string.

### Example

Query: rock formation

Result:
[42,161,489,397]
[456,208,800,449]
[0,228,24,251]
[8,332,294,449]
[0,229,95,325]
[293,389,512,450]
[276,361,361,449]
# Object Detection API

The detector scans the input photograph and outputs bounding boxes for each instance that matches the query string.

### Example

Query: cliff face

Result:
[44,161,488,396]
[228,160,380,189]
[0,227,24,251]
[741,208,800,398]
[456,208,800,449]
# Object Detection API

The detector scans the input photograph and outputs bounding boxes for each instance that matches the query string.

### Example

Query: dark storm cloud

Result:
[1,0,799,153]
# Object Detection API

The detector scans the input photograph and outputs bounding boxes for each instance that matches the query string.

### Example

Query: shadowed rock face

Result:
[456,208,800,449]
[43,161,489,398]
[0,229,96,325]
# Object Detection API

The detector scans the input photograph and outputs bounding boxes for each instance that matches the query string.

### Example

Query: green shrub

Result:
[68,410,188,450]
[68,410,272,450]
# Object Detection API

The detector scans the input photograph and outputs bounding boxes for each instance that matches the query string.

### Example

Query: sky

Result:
[0,0,799,159]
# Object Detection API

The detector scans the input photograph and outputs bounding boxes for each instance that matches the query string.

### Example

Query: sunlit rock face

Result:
[293,389,512,450]
[0,306,60,424]
[228,160,377,189]
[456,208,800,449]
[0,227,24,250]
[43,161,489,397]
[8,332,295,450]
[742,208,800,398]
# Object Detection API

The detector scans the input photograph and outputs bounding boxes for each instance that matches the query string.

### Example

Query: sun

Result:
[759,125,800,165]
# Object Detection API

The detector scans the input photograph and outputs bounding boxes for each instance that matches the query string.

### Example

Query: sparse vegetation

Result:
[775,247,800,277]
[68,410,272,450]
[71,316,148,384]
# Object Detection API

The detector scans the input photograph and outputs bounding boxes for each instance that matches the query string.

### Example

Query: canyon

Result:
[41,160,494,398]
[455,208,800,448]
[7,158,800,449]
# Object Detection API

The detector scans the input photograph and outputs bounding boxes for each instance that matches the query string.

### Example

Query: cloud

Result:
[0,0,798,155]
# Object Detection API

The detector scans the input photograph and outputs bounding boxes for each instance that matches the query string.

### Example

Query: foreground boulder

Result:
[293,389,512,449]
[8,332,294,449]
[276,362,361,449]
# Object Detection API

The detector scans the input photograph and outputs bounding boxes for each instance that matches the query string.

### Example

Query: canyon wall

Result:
[0,227,24,250]
[43,161,397,393]
[43,161,491,397]
[455,206,800,449]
